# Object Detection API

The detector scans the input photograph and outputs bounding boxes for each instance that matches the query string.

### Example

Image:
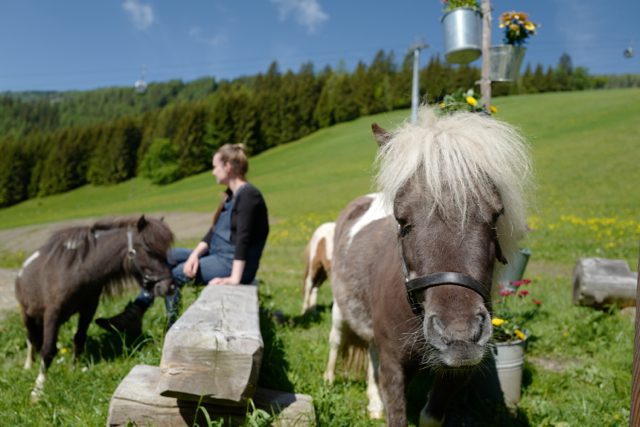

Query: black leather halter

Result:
[397,223,500,317]
[126,228,173,288]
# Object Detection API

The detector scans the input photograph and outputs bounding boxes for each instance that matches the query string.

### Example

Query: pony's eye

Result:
[396,219,412,237]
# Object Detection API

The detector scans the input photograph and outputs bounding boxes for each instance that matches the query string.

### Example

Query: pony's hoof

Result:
[419,409,443,427]
[322,372,334,384]
[30,389,42,404]
[368,410,384,420]
[23,361,33,370]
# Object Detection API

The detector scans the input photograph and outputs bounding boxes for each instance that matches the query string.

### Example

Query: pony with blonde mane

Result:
[324,108,532,425]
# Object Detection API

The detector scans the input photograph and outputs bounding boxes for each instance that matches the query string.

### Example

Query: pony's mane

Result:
[44,216,174,260]
[375,107,533,263]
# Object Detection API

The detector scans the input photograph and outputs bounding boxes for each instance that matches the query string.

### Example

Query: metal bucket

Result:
[498,248,531,289]
[493,340,526,408]
[441,8,482,64]
[489,45,526,82]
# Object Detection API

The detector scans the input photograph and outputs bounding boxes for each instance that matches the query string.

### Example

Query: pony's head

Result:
[373,108,532,368]
[109,215,175,296]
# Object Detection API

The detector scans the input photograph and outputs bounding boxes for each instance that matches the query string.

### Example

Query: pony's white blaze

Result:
[347,193,390,246]
[18,251,40,278]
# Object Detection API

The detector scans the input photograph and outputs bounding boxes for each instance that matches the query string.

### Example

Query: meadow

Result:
[0,88,638,426]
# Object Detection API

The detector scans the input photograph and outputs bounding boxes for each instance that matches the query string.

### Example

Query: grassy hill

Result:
[0,88,638,425]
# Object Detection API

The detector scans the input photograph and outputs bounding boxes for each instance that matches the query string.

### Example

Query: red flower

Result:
[518,290,529,297]
[532,298,542,305]
[510,280,523,287]
[500,289,514,296]
[522,279,531,285]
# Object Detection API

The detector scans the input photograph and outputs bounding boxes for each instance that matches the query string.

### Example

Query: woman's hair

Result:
[216,143,249,177]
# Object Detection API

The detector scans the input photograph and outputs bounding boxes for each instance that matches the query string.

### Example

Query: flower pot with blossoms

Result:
[491,279,542,409]
[437,88,497,116]
[490,11,539,82]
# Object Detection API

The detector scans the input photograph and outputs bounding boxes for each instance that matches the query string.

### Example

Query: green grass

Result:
[0,88,638,425]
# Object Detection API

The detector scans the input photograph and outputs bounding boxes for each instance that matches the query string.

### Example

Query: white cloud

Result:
[271,0,328,33]
[189,27,227,48]
[122,0,155,31]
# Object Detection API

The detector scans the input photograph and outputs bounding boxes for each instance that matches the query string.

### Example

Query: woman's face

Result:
[212,153,231,185]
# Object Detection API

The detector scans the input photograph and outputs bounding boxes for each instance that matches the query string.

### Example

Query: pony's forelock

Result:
[374,106,533,263]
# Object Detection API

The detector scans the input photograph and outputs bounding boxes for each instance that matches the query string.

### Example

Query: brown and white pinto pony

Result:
[301,222,335,314]
[324,108,532,426]
[15,216,175,402]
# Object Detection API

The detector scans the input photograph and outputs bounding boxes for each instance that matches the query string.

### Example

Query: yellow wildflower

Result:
[524,21,536,32]
[466,96,478,107]
[492,317,506,327]
[514,329,526,341]
[489,105,497,114]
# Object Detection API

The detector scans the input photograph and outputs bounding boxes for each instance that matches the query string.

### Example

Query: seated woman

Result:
[96,143,269,336]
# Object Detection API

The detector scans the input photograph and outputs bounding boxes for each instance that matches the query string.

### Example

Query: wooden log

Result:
[157,284,263,404]
[572,257,638,308]
[107,365,316,427]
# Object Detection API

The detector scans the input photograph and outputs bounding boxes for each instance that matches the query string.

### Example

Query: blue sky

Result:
[0,0,638,92]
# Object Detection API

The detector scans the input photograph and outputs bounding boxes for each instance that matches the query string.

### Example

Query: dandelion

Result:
[492,317,507,326]
[514,329,526,341]
[466,96,478,107]
[489,105,497,114]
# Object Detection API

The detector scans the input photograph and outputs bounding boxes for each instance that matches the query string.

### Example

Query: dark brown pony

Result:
[324,108,532,425]
[15,215,174,401]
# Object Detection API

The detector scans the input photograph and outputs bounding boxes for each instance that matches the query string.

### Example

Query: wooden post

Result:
[631,250,640,425]
[480,0,492,107]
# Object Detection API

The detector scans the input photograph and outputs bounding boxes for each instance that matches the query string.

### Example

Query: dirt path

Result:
[0,212,212,319]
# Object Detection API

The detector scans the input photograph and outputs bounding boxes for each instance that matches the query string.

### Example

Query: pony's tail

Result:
[339,327,369,379]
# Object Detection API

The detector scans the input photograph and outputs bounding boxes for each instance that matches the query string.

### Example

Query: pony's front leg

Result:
[419,373,462,427]
[301,272,314,314]
[366,344,384,419]
[323,302,343,383]
[73,294,100,359]
[377,348,408,426]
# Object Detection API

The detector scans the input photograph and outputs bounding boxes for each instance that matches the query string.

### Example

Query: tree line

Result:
[0,50,636,207]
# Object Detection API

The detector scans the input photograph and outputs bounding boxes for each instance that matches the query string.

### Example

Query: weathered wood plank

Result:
[572,257,638,308]
[157,284,263,404]
[107,365,316,427]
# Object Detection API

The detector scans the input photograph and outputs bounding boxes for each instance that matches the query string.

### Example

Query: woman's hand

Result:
[208,277,238,285]
[183,254,199,278]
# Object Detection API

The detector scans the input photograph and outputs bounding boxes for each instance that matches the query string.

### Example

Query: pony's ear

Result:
[137,215,148,231]
[371,123,391,147]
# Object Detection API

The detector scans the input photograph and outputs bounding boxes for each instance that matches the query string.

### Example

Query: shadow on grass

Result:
[406,354,532,427]
[257,306,295,393]
[81,330,154,364]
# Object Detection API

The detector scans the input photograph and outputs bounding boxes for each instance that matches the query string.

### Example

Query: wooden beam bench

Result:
[107,365,315,426]
[573,257,638,308]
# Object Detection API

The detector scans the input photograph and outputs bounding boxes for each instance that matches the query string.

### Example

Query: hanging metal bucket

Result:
[497,248,531,289]
[489,45,526,82]
[441,8,482,64]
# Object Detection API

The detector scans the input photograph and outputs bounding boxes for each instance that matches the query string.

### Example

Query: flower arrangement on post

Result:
[437,88,497,116]
[441,0,479,13]
[492,279,541,343]
[499,11,538,46]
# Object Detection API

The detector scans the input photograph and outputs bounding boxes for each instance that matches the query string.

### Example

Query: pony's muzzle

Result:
[153,279,176,297]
